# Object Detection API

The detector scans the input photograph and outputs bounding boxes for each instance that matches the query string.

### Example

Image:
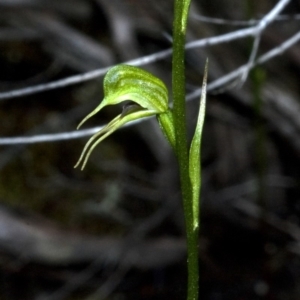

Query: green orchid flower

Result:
[74,65,174,170]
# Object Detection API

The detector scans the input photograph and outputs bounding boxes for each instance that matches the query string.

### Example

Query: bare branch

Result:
[0,0,293,101]
[1,31,299,146]
[192,14,300,27]
[0,118,150,145]
[241,0,291,83]
[186,31,300,99]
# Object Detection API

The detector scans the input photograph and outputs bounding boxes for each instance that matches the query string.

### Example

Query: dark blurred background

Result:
[0,0,300,299]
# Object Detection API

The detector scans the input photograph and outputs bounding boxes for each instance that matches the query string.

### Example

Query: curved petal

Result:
[75,108,156,170]
[77,65,168,129]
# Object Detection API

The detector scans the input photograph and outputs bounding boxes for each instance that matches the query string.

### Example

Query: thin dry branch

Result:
[193,14,300,26]
[0,0,293,101]
[0,31,299,145]
[240,0,291,83]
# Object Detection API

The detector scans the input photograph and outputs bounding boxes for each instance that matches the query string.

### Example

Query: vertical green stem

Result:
[172,1,199,300]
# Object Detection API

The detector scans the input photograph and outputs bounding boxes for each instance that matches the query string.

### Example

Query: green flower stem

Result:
[75,2,205,299]
[172,1,199,300]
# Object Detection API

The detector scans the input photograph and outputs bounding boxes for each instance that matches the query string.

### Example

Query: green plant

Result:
[75,1,207,299]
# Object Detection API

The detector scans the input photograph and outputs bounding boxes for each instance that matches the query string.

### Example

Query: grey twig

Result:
[240,0,291,83]
[0,0,292,101]
[192,14,300,27]
[0,30,300,145]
